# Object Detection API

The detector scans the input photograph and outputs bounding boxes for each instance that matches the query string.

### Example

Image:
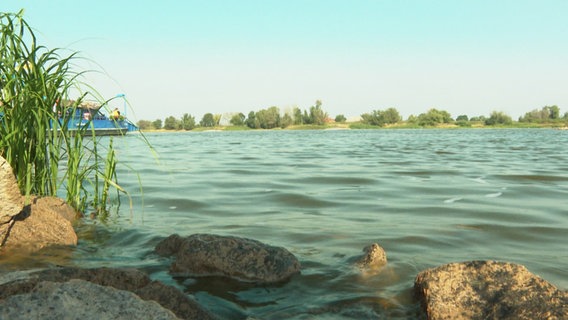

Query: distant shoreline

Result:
[138,122,568,133]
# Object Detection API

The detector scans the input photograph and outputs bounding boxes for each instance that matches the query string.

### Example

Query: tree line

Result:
[136,102,568,130]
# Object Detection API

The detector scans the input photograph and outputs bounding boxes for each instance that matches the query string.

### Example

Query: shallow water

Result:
[14,129,568,318]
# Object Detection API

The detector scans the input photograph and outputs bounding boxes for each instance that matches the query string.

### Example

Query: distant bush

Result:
[335,114,347,123]
[230,113,246,126]
[417,108,453,126]
[485,111,513,126]
[181,113,196,130]
[164,116,180,130]
[519,105,560,123]
[137,120,153,130]
[361,107,401,126]
[152,119,162,129]
[469,116,486,122]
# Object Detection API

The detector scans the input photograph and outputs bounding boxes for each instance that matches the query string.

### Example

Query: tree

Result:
[164,116,179,130]
[152,119,162,130]
[382,107,402,124]
[230,113,246,126]
[485,111,513,125]
[137,120,152,130]
[245,111,258,128]
[200,113,216,127]
[519,105,561,123]
[335,114,347,123]
[361,107,401,126]
[469,115,486,122]
[454,115,470,127]
[293,107,303,125]
[281,113,293,128]
[180,113,196,130]
[417,108,453,126]
[406,115,418,123]
[546,105,560,119]
[361,112,377,126]
[302,109,311,124]
[256,106,281,129]
[309,100,328,125]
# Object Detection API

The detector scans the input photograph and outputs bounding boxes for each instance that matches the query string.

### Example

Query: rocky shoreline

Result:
[1,156,567,319]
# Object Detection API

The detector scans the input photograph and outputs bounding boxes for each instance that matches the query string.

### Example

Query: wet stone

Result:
[414,260,568,320]
[155,233,301,284]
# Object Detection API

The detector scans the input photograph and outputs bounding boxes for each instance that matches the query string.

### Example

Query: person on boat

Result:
[111,108,121,120]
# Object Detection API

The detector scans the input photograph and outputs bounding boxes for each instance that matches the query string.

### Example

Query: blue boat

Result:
[60,104,138,136]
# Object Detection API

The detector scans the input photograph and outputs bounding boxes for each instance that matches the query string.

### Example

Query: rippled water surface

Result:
[54,129,568,318]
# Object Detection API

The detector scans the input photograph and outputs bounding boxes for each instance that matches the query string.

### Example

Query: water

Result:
[21,129,568,318]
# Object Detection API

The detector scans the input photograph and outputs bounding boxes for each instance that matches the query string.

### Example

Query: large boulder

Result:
[0,267,216,320]
[1,154,79,252]
[155,234,301,284]
[414,260,568,320]
[30,196,80,223]
[1,196,78,252]
[0,279,180,320]
[0,156,24,224]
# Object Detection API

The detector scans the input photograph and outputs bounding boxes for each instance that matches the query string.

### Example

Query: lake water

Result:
[23,129,568,318]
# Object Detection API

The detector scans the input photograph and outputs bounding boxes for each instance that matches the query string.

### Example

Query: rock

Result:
[29,196,80,223]
[0,267,217,320]
[0,279,180,320]
[1,154,78,251]
[414,260,568,320]
[354,243,387,270]
[1,196,78,252]
[0,156,24,224]
[155,234,301,284]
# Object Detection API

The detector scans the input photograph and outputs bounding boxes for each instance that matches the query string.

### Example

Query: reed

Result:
[0,10,125,216]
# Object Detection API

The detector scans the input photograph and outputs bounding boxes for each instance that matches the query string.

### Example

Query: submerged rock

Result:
[0,267,216,320]
[0,156,24,225]
[354,243,387,270]
[155,234,301,284]
[414,260,568,320]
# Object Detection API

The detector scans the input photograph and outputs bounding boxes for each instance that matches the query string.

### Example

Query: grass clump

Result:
[0,10,125,217]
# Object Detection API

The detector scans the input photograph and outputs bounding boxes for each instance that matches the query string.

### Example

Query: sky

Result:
[2,0,568,122]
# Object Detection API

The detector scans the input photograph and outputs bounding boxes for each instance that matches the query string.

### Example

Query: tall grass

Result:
[0,10,125,216]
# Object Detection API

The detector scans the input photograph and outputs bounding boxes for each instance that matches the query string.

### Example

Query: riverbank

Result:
[138,121,568,133]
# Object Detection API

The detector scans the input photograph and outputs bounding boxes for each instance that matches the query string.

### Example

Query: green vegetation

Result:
[518,105,565,124]
[361,107,401,126]
[0,11,125,217]
[485,111,513,126]
[139,102,568,131]
[200,113,217,127]
[334,114,346,123]
[229,113,246,126]
[415,108,453,127]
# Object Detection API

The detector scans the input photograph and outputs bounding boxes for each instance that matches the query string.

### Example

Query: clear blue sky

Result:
[3,0,568,121]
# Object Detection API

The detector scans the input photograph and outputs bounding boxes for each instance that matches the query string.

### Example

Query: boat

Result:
[58,103,138,136]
